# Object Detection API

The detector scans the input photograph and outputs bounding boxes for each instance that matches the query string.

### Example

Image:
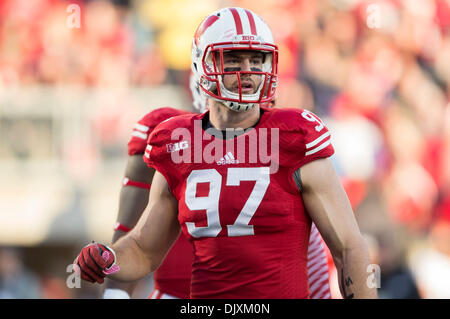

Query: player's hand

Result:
[73,242,120,284]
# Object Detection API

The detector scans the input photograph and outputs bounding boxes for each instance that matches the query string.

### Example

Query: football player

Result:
[103,73,332,299]
[75,7,375,299]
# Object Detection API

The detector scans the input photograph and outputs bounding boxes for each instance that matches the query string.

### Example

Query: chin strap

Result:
[223,100,256,112]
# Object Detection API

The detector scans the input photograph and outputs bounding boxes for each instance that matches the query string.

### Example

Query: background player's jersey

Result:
[144,107,334,299]
[308,224,331,299]
[128,106,193,299]
[128,107,192,156]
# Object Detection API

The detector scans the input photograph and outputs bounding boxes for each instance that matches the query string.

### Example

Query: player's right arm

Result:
[73,114,183,285]
[107,171,181,282]
[103,154,154,297]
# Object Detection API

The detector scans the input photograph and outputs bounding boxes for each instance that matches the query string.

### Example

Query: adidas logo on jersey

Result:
[217,152,239,165]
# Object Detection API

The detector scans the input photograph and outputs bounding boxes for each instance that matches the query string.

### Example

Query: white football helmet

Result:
[191,7,278,112]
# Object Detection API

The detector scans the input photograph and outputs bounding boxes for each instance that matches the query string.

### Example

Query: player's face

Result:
[216,50,264,95]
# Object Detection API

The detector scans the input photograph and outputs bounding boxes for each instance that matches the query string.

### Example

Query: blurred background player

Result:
[102,77,199,299]
[102,106,192,299]
[104,74,332,298]
[102,75,207,299]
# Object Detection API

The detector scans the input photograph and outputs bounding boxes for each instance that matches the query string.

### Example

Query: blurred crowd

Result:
[0,0,449,298]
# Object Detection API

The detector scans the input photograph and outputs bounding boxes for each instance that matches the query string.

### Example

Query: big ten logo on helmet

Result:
[169,120,279,173]
[242,35,256,41]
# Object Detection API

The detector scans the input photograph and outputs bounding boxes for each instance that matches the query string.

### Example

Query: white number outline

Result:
[185,169,222,238]
[185,167,270,238]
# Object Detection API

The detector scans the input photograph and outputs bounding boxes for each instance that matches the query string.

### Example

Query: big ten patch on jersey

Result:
[167,123,281,174]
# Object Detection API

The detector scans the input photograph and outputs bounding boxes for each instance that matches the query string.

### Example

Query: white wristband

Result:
[103,288,131,299]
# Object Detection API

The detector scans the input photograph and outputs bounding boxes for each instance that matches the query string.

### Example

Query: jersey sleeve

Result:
[127,113,156,155]
[282,108,334,193]
[143,124,178,197]
[294,109,334,168]
[127,107,190,155]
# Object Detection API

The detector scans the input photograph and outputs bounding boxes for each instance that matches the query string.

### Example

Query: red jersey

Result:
[128,107,192,157]
[128,107,194,299]
[144,107,334,299]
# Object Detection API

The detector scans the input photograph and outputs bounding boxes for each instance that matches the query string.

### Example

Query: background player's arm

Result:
[112,155,155,242]
[300,158,377,299]
[104,154,155,297]
[108,171,181,282]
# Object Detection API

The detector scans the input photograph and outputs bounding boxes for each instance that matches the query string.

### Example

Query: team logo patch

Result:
[167,141,189,153]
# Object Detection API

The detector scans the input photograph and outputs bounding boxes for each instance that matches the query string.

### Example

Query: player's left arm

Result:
[300,158,377,299]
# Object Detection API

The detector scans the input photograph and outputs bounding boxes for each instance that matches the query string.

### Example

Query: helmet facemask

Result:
[199,43,278,112]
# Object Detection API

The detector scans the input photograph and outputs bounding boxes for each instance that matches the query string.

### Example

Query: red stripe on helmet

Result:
[194,14,219,45]
[229,8,243,35]
[245,9,257,35]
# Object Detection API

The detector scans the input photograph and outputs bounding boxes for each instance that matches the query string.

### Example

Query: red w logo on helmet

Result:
[194,15,219,46]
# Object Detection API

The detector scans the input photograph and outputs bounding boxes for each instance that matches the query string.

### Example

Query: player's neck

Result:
[209,102,261,130]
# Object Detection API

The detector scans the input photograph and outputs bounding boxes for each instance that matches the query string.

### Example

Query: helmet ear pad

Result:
[189,71,207,113]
